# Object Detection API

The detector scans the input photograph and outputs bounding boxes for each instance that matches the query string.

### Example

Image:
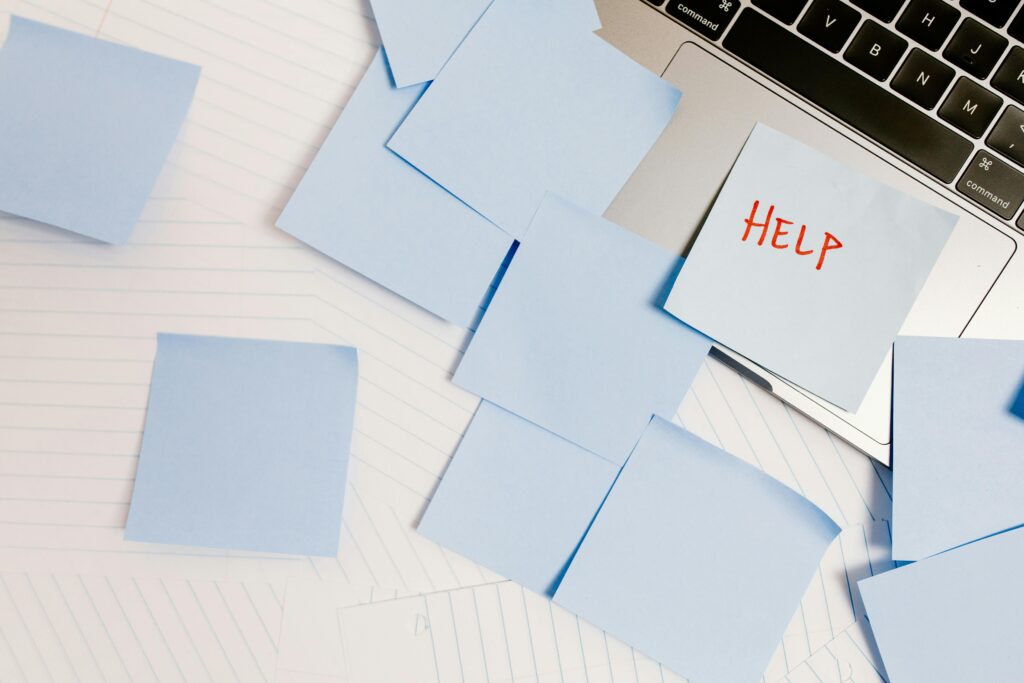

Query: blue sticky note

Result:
[125,334,358,557]
[453,194,711,464]
[0,17,199,244]
[387,0,680,239]
[418,401,620,596]
[277,49,512,327]
[891,336,1024,561]
[665,124,956,411]
[369,0,601,88]
[860,527,1024,683]
[554,418,840,683]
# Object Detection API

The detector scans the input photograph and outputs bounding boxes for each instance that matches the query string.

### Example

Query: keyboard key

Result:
[753,0,810,23]
[992,46,1024,103]
[956,151,1024,218]
[798,0,861,52]
[892,48,956,107]
[987,105,1024,166]
[960,0,1020,27]
[845,20,909,80]
[896,0,961,50]
[852,0,908,22]
[938,77,1003,137]
[724,9,972,182]
[1009,6,1024,40]
[942,18,1008,78]
[665,0,740,39]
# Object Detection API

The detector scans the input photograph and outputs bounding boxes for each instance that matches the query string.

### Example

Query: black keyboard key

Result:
[942,17,1008,78]
[992,46,1024,104]
[723,9,972,182]
[957,151,1024,218]
[845,20,909,80]
[665,0,740,39]
[892,48,956,107]
[1009,6,1024,40]
[753,0,810,23]
[960,0,1020,27]
[896,0,961,50]
[852,0,908,22]
[798,0,861,52]
[987,105,1024,165]
[938,77,1003,136]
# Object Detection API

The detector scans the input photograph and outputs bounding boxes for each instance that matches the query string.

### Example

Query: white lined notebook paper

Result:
[0,571,284,682]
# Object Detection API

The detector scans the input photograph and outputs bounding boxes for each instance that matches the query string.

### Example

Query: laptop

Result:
[596,0,1022,463]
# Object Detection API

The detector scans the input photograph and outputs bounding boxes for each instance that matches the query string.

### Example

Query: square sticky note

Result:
[277,49,512,327]
[554,418,841,683]
[860,527,1024,683]
[369,0,601,88]
[891,336,1024,561]
[125,334,358,557]
[418,401,620,596]
[387,0,680,239]
[664,123,956,410]
[0,17,199,243]
[453,194,711,464]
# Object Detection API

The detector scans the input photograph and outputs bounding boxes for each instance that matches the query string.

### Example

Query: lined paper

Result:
[0,571,284,682]
[275,580,403,682]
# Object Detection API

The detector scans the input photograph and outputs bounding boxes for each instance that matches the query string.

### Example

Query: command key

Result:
[956,152,1024,220]
[666,0,740,40]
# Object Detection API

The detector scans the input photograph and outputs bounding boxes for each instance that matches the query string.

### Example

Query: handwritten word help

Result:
[741,200,843,271]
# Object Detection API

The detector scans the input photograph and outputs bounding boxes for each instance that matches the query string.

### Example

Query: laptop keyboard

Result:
[647,0,1024,229]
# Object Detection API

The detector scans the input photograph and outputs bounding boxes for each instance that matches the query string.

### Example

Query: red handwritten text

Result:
[741,200,843,271]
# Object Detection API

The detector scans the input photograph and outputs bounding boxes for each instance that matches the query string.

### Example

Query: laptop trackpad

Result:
[606,41,1014,447]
